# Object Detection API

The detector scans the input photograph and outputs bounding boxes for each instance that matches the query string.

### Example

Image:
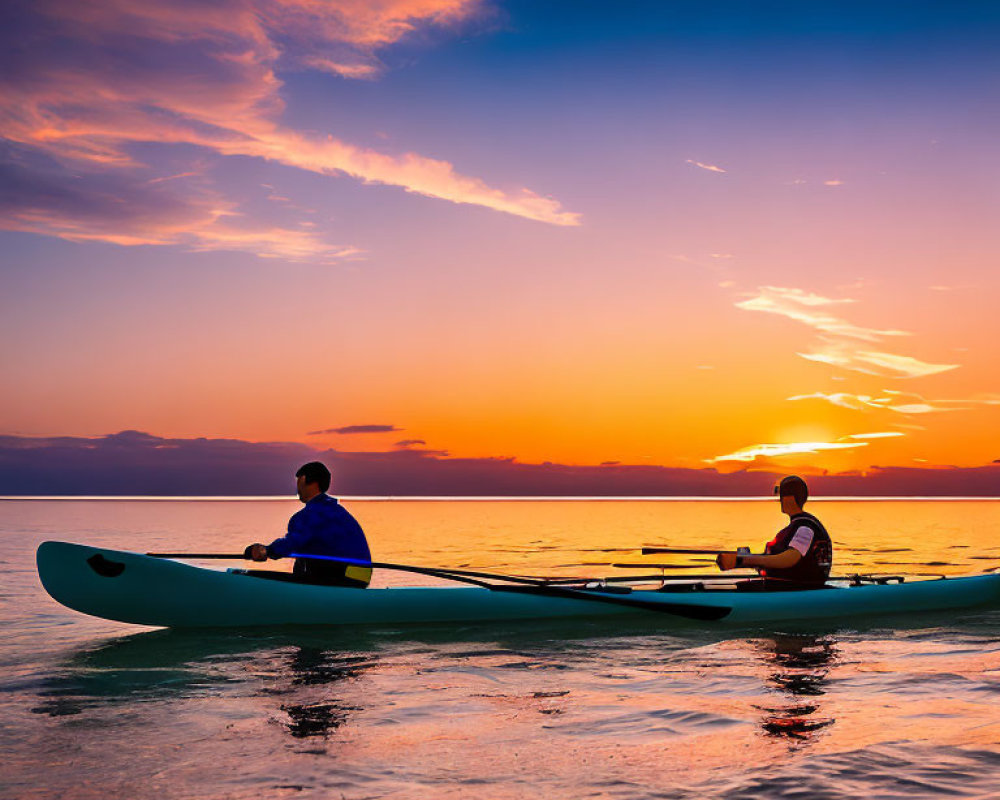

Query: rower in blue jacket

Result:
[245,461,372,587]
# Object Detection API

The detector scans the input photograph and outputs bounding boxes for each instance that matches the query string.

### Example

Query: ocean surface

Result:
[2,498,999,799]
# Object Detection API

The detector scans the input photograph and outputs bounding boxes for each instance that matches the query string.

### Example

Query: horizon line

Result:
[2,495,999,502]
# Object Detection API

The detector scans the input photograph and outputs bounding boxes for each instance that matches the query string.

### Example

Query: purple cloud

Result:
[308,425,402,435]
[1,432,999,497]
[0,0,578,262]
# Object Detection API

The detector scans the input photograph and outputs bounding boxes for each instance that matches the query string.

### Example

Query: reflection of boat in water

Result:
[753,635,837,742]
[30,627,379,738]
[28,617,721,738]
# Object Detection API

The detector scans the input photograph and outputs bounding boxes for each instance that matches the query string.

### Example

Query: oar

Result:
[641,546,735,555]
[286,554,732,621]
[542,574,678,585]
[149,553,250,559]
[545,574,751,584]
[146,552,730,621]
[612,562,750,570]
[617,567,759,580]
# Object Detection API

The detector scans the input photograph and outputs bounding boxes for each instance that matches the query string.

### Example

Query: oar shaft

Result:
[147,553,246,559]
[544,574,752,584]
[641,547,735,555]
[620,572,758,580]
[289,553,572,587]
[612,562,724,569]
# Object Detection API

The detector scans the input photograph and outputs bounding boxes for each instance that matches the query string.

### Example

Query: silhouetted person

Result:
[245,462,372,587]
[716,475,832,588]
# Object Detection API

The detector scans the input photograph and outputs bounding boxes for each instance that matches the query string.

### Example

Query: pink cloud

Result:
[222,128,580,225]
[0,0,579,259]
[686,159,727,173]
[0,145,357,261]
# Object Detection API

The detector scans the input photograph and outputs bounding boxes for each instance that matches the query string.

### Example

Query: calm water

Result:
[2,499,999,799]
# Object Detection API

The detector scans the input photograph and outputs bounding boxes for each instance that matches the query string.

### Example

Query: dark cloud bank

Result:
[0,431,997,496]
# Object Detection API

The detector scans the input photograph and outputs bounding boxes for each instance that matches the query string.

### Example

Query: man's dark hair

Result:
[296,461,331,493]
[776,475,808,507]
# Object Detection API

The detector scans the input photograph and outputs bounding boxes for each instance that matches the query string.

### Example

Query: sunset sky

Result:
[2,0,998,486]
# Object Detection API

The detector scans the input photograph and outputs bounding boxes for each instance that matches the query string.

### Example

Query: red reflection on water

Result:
[753,635,837,743]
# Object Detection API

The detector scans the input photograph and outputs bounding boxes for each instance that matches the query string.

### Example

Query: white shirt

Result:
[788,525,814,556]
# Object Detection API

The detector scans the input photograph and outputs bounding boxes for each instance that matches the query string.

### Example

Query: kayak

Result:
[37,541,1000,629]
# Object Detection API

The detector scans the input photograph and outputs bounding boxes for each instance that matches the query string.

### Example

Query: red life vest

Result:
[762,511,832,584]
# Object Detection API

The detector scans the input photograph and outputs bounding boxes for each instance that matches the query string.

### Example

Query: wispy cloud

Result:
[788,392,890,412]
[790,390,999,414]
[0,0,579,260]
[797,342,959,379]
[735,286,904,342]
[960,393,1000,406]
[147,172,200,185]
[308,425,403,435]
[708,429,910,464]
[299,57,380,80]
[842,350,957,378]
[0,143,358,261]
[686,159,727,173]
[736,287,959,379]
[707,440,868,464]
[232,129,580,225]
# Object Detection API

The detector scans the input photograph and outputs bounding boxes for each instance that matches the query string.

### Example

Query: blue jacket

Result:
[267,494,371,564]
